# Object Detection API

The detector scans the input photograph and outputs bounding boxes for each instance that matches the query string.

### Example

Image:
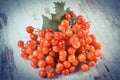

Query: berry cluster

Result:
[17,11,102,79]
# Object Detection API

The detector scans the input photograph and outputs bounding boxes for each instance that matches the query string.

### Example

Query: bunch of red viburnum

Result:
[17,2,102,79]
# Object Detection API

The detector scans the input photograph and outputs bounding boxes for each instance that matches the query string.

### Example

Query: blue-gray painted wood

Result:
[0,0,120,80]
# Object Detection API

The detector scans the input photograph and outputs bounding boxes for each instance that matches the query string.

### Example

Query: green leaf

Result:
[66,7,70,13]
[42,15,59,31]
[42,2,73,32]
[51,2,66,23]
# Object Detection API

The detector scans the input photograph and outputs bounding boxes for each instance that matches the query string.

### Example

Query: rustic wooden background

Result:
[0,0,120,80]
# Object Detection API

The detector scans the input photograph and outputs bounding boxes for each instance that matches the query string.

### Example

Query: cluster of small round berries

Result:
[17,11,102,79]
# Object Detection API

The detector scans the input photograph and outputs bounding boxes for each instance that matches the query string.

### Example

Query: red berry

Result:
[94,49,102,57]
[88,61,95,67]
[92,41,102,50]
[59,55,66,61]
[21,47,26,52]
[45,27,52,32]
[52,46,60,52]
[51,39,58,46]
[17,40,24,48]
[45,56,54,65]
[69,11,75,17]
[77,29,87,38]
[30,33,38,40]
[80,64,89,72]
[49,51,55,57]
[31,61,38,68]
[64,13,71,20]
[65,28,73,37]
[26,40,36,47]
[85,36,92,44]
[39,70,47,78]
[60,19,69,28]
[78,54,86,62]
[47,72,55,79]
[45,65,52,71]
[54,32,63,40]
[72,59,79,66]
[56,63,64,71]
[43,39,51,47]
[26,26,34,33]
[31,57,38,63]
[42,46,49,54]
[72,23,80,30]
[58,25,65,31]
[79,39,86,46]
[38,60,46,68]
[63,61,71,68]
[69,66,76,72]
[76,15,84,24]
[21,52,28,59]
[58,39,65,48]
[37,53,44,60]
[59,50,67,56]
[68,54,76,62]
[62,69,70,76]
[38,30,45,38]
[37,45,42,52]
[81,21,91,30]
[45,32,53,40]
[67,46,76,55]
[89,34,96,42]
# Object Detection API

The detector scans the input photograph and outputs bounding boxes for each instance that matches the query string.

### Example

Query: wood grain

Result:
[0,0,120,80]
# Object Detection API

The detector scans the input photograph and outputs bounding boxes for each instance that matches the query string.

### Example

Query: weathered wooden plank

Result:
[0,0,120,80]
